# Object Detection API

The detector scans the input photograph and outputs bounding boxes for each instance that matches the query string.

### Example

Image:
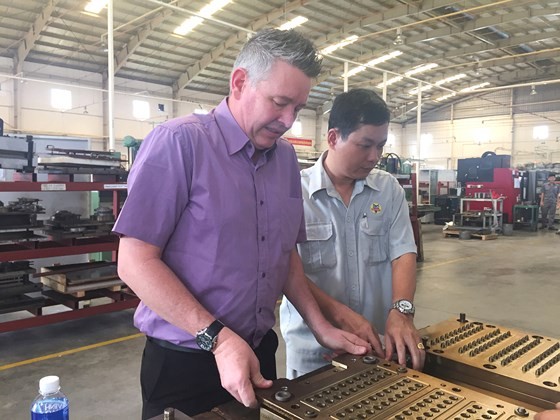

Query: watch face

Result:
[399,300,413,311]
[196,333,214,351]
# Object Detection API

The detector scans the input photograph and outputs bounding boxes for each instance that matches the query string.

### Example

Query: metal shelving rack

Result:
[0,179,139,333]
[456,197,504,233]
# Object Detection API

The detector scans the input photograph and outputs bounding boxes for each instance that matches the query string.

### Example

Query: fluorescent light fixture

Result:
[460,82,490,92]
[410,73,468,95]
[174,0,232,36]
[377,76,403,89]
[344,51,402,78]
[434,73,466,85]
[408,85,433,95]
[84,0,108,14]
[278,16,308,31]
[434,93,456,102]
[405,63,438,77]
[320,35,359,55]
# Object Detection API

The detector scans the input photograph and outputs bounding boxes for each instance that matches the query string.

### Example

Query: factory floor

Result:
[1,224,559,419]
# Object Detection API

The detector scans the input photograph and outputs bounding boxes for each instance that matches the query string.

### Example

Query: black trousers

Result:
[140,329,278,419]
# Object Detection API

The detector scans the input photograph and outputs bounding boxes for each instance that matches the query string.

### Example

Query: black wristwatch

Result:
[195,320,225,351]
[392,299,415,316]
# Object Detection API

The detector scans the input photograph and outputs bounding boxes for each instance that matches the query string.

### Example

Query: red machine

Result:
[464,168,521,223]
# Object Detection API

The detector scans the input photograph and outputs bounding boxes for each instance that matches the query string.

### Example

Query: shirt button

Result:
[346,217,351,223]
[262,272,266,278]
[348,251,354,256]
[261,236,265,241]
[260,200,264,205]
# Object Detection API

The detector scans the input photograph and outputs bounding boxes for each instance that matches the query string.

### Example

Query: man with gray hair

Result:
[114,28,370,418]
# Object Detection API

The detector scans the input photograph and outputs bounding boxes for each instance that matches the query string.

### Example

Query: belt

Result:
[147,336,206,354]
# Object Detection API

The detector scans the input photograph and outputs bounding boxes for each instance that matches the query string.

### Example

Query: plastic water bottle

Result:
[30,376,69,420]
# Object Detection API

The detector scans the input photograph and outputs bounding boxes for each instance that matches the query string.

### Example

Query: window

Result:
[420,133,433,145]
[291,119,302,137]
[474,127,490,143]
[533,125,549,141]
[133,100,150,121]
[51,88,72,111]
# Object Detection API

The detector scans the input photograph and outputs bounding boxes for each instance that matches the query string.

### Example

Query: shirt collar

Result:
[308,152,384,197]
[214,98,277,159]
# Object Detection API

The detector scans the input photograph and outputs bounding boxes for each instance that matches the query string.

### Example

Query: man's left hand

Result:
[384,310,425,370]
[313,323,371,361]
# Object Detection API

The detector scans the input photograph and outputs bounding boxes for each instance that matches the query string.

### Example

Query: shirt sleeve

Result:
[113,124,192,249]
[388,177,418,261]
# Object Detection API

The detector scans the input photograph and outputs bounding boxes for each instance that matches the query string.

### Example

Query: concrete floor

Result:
[1,224,559,419]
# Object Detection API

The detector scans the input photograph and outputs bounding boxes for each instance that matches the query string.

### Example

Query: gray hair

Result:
[233,28,322,85]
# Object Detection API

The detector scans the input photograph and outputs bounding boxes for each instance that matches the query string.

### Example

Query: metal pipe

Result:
[107,0,115,151]
[343,62,348,92]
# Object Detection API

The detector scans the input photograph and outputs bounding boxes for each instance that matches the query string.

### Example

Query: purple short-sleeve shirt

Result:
[113,98,305,349]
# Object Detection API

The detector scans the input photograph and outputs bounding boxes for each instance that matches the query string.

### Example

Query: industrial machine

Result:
[148,315,560,419]
[256,353,537,419]
[0,134,36,172]
[457,153,521,224]
[420,316,560,410]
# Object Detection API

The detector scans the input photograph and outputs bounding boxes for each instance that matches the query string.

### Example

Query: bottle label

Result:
[31,401,69,420]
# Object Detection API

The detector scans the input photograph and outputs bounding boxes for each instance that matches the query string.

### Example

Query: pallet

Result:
[443,229,498,240]
[40,275,123,297]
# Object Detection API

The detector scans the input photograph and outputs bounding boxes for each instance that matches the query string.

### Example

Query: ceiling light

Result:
[377,76,403,89]
[320,35,359,55]
[345,51,402,78]
[393,28,405,46]
[408,85,433,95]
[460,82,490,92]
[173,0,232,36]
[84,0,108,14]
[530,85,537,95]
[405,63,438,77]
[435,73,467,85]
[434,93,457,102]
[278,16,308,31]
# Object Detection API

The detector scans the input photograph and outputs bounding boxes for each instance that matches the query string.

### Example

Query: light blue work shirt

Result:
[280,153,417,376]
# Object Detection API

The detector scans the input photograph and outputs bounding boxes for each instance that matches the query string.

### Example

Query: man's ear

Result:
[230,68,249,99]
[327,128,340,149]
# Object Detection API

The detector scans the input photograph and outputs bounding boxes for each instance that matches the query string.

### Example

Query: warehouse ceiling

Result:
[1,0,560,123]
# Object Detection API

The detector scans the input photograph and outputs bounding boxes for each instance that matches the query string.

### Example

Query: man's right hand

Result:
[212,327,272,408]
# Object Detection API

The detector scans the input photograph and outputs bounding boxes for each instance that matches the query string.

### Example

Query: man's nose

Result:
[278,108,297,129]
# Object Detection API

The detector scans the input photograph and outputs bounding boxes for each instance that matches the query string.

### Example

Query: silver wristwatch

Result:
[392,299,415,315]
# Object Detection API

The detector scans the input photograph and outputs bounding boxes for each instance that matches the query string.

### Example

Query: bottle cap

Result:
[39,376,60,395]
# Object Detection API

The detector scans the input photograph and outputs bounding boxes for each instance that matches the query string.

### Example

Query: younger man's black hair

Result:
[328,88,390,139]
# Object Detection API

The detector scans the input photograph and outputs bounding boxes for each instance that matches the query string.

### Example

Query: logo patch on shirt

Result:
[370,203,382,214]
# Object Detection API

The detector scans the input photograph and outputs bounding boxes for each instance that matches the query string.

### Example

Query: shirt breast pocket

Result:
[298,222,337,272]
[359,218,389,265]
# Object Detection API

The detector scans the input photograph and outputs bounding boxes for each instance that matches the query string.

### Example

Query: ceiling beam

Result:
[311,0,459,47]
[15,0,59,72]
[114,9,173,73]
